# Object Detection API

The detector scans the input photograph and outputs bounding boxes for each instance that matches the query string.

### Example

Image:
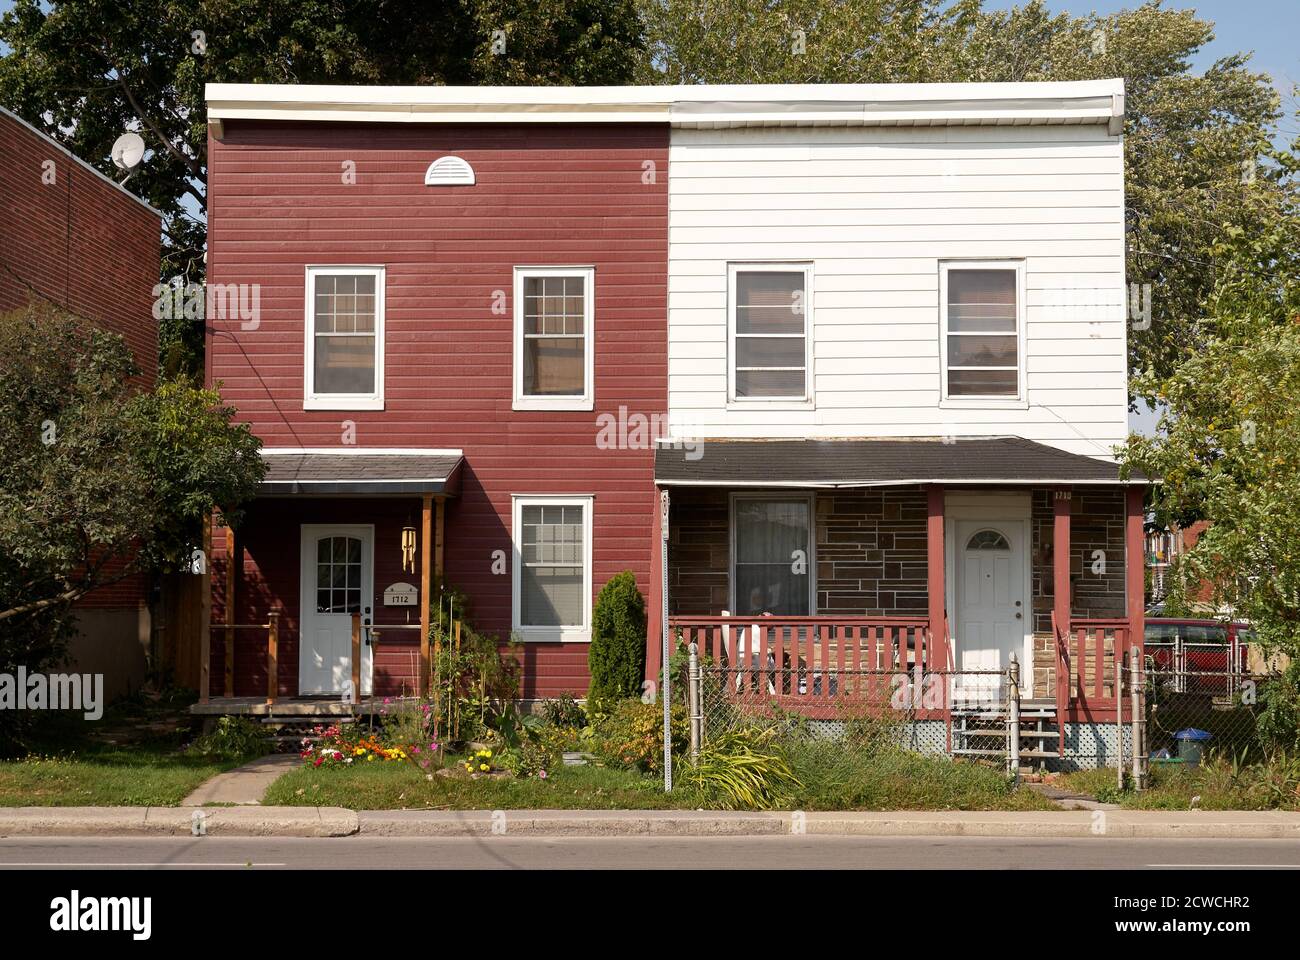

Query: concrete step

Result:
[959,729,1060,739]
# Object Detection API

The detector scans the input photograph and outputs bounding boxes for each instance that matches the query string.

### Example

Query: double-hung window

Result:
[940,261,1025,402]
[513,267,594,410]
[731,495,814,616]
[512,495,594,642]
[728,263,812,403]
[304,265,384,409]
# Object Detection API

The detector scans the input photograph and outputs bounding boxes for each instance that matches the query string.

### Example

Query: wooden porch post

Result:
[266,611,280,705]
[419,494,434,697]
[198,514,212,704]
[926,485,946,670]
[1053,489,1073,715]
[224,523,239,697]
[1125,485,1146,658]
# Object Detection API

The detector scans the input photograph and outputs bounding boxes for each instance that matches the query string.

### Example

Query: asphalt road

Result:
[2,835,1300,869]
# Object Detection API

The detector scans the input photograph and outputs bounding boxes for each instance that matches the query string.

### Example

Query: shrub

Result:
[499,739,555,779]
[540,693,587,730]
[593,698,686,774]
[587,571,646,708]
[188,716,270,761]
[681,727,803,810]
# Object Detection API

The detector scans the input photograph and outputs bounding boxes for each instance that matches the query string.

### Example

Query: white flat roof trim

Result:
[655,478,1151,488]
[206,81,1123,132]
[260,447,464,456]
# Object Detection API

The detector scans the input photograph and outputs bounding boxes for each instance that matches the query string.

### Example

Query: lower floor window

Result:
[732,496,813,616]
[513,496,593,641]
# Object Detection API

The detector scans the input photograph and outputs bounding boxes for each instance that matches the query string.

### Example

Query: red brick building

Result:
[0,106,163,695]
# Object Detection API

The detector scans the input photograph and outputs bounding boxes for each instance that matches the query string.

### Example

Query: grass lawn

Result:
[0,744,243,806]
[264,749,1057,811]
[1058,759,1300,811]
[0,692,258,806]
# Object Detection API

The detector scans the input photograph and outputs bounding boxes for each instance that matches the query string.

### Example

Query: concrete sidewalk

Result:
[2,808,1300,839]
[182,754,301,806]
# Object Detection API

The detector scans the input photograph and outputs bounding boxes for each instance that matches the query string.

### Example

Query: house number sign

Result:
[383,582,417,606]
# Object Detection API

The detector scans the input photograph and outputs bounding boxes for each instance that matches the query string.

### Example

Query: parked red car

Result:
[1144,617,1251,694]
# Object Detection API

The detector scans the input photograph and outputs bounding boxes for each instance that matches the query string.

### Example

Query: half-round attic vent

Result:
[424,156,475,186]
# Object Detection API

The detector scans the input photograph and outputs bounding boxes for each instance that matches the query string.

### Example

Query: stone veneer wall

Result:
[668,484,1129,691]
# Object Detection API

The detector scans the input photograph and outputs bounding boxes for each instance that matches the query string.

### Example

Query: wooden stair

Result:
[952,698,1060,763]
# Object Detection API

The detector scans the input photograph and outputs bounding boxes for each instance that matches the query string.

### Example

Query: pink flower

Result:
[313,757,323,768]
[539,770,548,780]
[384,697,392,705]
[429,743,439,752]
[411,745,422,754]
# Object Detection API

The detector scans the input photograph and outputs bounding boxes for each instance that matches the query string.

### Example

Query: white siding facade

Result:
[666,122,1128,458]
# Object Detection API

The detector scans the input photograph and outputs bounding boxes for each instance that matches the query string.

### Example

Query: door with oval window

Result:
[953,520,1025,699]
[299,525,374,696]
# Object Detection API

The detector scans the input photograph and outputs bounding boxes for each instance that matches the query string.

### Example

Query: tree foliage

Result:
[0,300,265,633]
[588,570,647,707]
[1122,132,1300,654]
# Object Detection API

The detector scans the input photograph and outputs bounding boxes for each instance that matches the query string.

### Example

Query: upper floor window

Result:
[728,263,812,403]
[940,261,1024,402]
[513,266,594,411]
[304,265,384,410]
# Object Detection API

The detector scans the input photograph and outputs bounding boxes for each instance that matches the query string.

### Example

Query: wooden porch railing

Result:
[1053,614,1133,752]
[669,616,934,715]
[211,611,281,704]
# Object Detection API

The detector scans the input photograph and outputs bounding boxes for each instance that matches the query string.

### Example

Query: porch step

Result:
[960,728,1060,739]
[953,748,1059,759]
[952,710,1056,720]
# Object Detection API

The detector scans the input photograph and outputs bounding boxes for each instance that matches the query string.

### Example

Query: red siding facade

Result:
[0,107,161,611]
[207,120,668,699]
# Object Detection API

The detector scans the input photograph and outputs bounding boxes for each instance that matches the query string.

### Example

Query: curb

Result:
[0,807,358,838]
[3,808,1299,840]
[355,809,1300,840]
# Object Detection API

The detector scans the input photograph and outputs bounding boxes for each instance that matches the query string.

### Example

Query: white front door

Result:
[299,525,374,696]
[953,519,1026,699]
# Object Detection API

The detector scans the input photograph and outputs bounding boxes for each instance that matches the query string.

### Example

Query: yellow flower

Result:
[367,755,375,762]
[479,763,489,771]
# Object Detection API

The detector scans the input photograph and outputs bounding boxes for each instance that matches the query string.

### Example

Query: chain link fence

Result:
[688,644,1290,782]
[1139,666,1277,764]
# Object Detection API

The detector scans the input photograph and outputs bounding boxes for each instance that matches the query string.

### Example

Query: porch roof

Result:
[259,448,463,496]
[654,437,1146,488]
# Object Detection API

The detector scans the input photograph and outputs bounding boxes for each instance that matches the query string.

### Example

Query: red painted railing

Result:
[1053,615,1132,744]
[669,615,934,717]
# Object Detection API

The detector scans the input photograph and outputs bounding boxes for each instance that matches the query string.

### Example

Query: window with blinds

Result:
[305,266,384,408]
[514,267,594,410]
[729,264,812,402]
[513,496,593,640]
[942,263,1022,399]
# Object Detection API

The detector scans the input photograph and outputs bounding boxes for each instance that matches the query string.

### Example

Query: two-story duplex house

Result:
[201,81,1143,764]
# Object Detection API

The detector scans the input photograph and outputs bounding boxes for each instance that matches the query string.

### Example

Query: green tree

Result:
[1122,131,1300,655]
[588,570,647,707]
[0,0,644,371]
[0,299,265,634]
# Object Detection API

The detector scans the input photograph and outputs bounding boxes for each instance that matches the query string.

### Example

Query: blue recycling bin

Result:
[1173,728,1213,766]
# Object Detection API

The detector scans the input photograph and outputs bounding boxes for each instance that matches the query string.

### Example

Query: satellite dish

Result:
[110,132,145,173]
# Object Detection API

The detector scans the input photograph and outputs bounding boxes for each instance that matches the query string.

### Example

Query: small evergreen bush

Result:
[587,571,646,707]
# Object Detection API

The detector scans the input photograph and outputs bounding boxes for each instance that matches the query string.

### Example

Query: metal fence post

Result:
[1116,646,1125,792]
[1007,652,1021,781]
[688,642,702,763]
[660,489,672,792]
[1130,646,1146,790]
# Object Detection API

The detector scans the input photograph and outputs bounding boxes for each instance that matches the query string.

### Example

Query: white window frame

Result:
[728,492,817,616]
[512,266,595,411]
[303,264,385,411]
[938,259,1027,408]
[727,262,815,408]
[511,494,595,643]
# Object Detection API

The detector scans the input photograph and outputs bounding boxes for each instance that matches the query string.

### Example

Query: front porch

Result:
[193,449,462,713]
[655,438,1148,759]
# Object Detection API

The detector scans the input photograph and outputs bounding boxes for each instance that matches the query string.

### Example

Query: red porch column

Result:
[1053,489,1072,713]
[1125,485,1145,657]
[926,485,947,670]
